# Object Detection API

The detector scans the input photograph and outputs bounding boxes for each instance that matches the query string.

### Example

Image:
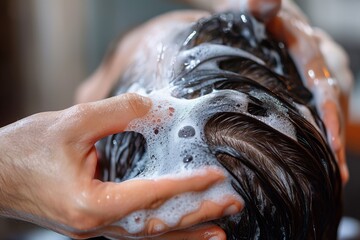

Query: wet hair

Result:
[96,12,342,240]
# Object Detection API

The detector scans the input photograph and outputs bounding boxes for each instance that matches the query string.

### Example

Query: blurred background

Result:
[0,0,359,239]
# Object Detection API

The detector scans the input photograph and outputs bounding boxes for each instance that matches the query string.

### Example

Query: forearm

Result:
[0,123,37,219]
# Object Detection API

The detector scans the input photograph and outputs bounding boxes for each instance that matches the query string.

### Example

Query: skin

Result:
[0,93,242,239]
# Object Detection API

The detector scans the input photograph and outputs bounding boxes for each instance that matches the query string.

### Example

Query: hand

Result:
[264,0,353,183]
[0,93,242,239]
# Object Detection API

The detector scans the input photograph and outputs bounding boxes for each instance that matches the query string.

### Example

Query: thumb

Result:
[70,93,152,143]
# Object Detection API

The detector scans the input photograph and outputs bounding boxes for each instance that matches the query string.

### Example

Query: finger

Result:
[88,168,225,222]
[131,196,241,237]
[143,197,242,236]
[337,145,349,184]
[322,100,342,152]
[267,8,347,183]
[248,0,281,22]
[322,99,349,183]
[175,197,243,230]
[267,7,330,88]
[152,224,227,240]
[65,93,152,143]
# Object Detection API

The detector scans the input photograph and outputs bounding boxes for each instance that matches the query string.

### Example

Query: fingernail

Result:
[341,164,349,184]
[138,95,152,109]
[208,168,226,179]
[153,223,165,233]
[197,167,225,181]
[224,204,239,216]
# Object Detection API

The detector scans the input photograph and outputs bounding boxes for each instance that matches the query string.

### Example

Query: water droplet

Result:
[178,126,196,138]
[183,155,193,163]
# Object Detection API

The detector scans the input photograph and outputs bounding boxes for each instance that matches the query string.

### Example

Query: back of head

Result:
[97,11,342,239]
[172,12,342,239]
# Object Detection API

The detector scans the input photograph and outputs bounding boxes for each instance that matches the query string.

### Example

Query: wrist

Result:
[0,137,14,215]
[0,125,28,218]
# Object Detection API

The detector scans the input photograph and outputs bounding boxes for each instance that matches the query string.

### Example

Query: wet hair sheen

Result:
[95,12,342,240]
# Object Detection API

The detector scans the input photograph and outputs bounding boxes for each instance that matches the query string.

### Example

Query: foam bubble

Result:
[178,126,196,138]
[116,85,298,235]
[183,155,194,163]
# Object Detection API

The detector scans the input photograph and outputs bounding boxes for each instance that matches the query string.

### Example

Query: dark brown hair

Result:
[96,12,342,240]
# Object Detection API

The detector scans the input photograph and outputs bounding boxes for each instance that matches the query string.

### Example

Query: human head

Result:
[95,11,342,239]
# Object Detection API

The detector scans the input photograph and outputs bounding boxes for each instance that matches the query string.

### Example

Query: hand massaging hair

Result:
[95,12,342,239]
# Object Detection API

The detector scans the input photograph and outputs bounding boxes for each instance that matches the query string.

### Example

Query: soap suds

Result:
[113,85,297,234]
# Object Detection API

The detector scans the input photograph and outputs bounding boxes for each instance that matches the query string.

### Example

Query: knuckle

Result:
[144,221,162,236]
[67,103,92,122]
[145,224,156,236]
[122,92,142,116]
[148,181,163,209]
[57,103,94,138]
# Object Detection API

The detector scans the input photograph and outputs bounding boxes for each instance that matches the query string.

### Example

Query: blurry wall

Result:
[15,0,88,115]
[0,1,24,126]
[84,0,188,74]
[298,0,360,44]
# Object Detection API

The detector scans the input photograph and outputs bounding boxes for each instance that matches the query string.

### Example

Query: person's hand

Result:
[0,93,242,239]
[264,0,353,183]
